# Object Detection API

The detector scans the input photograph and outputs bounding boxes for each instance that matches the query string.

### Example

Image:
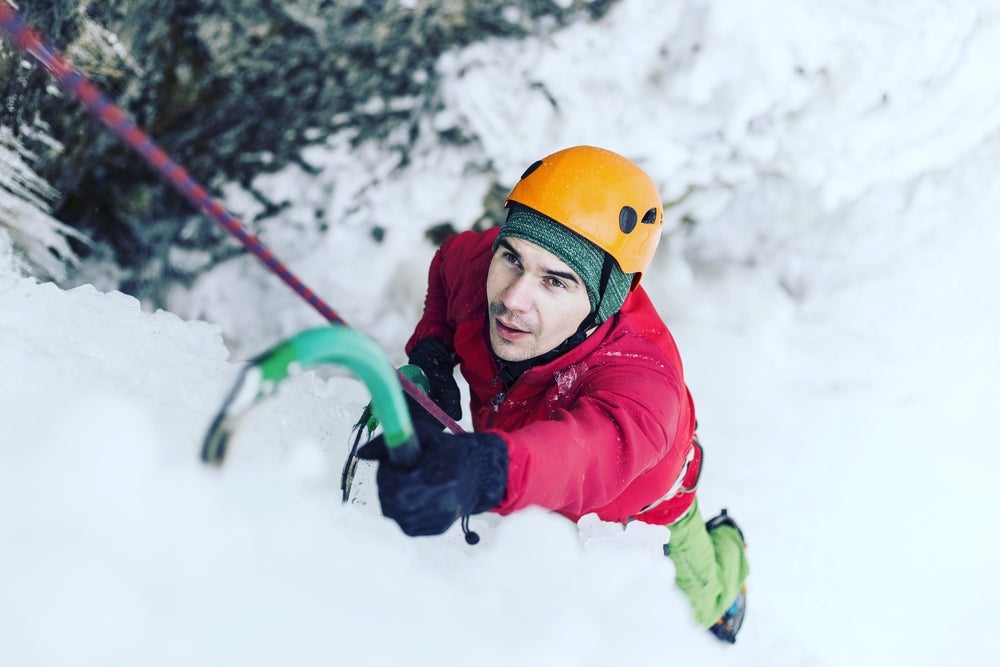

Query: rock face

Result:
[1,0,615,298]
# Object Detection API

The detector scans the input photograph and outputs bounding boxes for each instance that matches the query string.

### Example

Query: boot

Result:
[708,585,746,644]
[705,509,747,644]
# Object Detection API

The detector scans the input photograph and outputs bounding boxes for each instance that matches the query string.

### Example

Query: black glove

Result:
[406,337,462,427]
[357,418,508,538]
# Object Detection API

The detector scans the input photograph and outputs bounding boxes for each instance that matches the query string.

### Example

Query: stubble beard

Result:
[488,302,535,362]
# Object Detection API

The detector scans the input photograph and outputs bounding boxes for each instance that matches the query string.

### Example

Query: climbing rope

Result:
[0,1,462,434]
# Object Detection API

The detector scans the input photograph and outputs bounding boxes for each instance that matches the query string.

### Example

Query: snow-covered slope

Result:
[3,1,999,665]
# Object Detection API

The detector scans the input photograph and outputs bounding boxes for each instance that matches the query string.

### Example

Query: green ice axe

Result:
[201,326,420,468]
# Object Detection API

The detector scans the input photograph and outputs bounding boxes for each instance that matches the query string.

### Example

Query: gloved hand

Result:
[353,338,461,435]
[406,337,462,426]
[357,418,508,537]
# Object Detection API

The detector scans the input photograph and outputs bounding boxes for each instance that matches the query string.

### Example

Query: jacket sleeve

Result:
[405,229,496,357]
[491,353,685,520]
[406,239,455,356]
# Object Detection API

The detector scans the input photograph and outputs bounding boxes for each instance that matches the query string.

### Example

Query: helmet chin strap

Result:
[573,252,615,337]
[492,254,615,386]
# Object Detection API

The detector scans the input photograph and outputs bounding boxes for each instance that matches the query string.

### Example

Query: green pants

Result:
[666,499,750,627]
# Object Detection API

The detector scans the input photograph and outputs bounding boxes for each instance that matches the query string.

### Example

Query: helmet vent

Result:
[619,206,638,234]
[641,207,658,225]
[520,160,543,180]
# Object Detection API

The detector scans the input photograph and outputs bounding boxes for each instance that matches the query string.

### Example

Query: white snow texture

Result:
[2,1,999,665]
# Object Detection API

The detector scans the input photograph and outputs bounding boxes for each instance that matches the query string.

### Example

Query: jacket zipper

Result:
[488,368,507,413]
[486,367,520,427]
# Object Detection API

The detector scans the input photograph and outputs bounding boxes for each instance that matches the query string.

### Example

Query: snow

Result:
[3,0,1000,665]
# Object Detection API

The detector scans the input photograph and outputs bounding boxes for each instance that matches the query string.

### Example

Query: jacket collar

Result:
[488,313,619,388]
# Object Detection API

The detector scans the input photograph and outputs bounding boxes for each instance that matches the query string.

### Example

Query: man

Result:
[359,146,750,643]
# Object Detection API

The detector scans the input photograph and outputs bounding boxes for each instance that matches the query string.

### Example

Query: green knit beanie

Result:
[495,206,633,325]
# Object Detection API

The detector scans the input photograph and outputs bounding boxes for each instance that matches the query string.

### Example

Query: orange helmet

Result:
[504,145,663,283]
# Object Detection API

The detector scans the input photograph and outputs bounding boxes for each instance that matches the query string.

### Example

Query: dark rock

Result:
[1,0,619,303]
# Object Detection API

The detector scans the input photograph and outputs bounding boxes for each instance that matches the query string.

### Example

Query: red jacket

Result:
[407,228,699,526]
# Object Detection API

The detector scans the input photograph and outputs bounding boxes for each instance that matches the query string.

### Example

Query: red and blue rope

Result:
[0,1,463,434]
